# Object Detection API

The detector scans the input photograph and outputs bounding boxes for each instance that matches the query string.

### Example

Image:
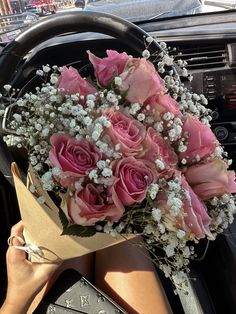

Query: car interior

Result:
[0,3,236,314]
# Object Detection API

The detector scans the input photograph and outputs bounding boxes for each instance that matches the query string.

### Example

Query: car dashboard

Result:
[148,12,236,158]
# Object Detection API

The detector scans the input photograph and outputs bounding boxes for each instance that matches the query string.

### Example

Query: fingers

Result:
[7,221,26,263]
[10,221,24,245]
[10,221,24,237]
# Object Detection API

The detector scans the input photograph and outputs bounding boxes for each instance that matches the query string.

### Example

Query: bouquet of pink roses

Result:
[4,42,236,288]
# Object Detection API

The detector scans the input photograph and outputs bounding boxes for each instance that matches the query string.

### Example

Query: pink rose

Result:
[88,50,129,86]
[156,176,212,239]
[66,184,124,226]
[185,159,236,200]
[119,58,164,104]
[144,94,182,121]
[56,66,96,99]
[110,157,157,210]
[49,134,102,186]
[142,127,178,170]
[179,114,219,162]
[105,109,146,156]
[180,175,213,239]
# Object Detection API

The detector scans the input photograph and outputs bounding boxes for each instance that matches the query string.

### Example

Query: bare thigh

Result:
[95,238,172,314]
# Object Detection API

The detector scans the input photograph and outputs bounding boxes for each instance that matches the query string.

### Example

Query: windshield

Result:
[1,0,235,44]
[84,0,236,22]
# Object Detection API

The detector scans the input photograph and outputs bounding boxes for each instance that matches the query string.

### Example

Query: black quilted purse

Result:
[34,269,127,314]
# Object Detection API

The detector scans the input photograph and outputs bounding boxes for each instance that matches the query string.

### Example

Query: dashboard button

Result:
[213,126,229,141]
[212,111,219,120]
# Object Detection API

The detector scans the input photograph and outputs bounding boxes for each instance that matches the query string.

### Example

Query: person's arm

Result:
[0,221,61,314]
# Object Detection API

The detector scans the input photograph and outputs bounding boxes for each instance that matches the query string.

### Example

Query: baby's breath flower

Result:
[149,183,159,200]
[165,244,175,257]
[89,169,98,180]
[181,158,187,165]
[137,113,145,121]
[154,122,164,132]
[142,49,150,58]
[92,123,103,141]
[42,65,51,73]
[50,75,58,85]
[163,112,172,121]
[129,103,141,115]
[84,116,92,126]
[155,159,165,170]
[152,208,162,222]
[13,113,22,123]
[146,36,154,43]
[160,42,167,49]
[4,84,11,92]
[35,123,42,131]
[114,76,122,86]
[16,99,25,106]
[178,142,187,153]
[177,230,186,239]
[97,160,106,170]
[101,167,113,177]
[36,69,44,76]
[52,167,61,176]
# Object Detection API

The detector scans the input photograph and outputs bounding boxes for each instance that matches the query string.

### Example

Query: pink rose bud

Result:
[144,94,182,121]
[185,159,236,200]
[88,50,129,86]
[156,175,213,240]
[110,157,157,210]
[180,175,213,239]
[179,114,219,162]
[142,127,178,169]
[66,184,124,226]
[105,109,146,156]
[56,66,96,99]
[119,58,165,104]
[49,134,102,187]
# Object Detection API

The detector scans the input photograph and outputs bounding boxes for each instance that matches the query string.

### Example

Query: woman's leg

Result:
[95,237,172,314]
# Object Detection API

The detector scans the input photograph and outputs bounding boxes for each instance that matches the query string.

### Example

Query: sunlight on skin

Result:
[95,238,173,314]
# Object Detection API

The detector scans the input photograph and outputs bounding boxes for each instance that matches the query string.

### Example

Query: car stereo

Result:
[192,69,236,147]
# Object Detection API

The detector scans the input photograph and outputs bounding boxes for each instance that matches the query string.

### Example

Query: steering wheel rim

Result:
[0,11,163,185]
[0,11,162,86]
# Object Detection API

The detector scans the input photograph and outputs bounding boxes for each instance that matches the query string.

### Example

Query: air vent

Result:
[171,44,228,70]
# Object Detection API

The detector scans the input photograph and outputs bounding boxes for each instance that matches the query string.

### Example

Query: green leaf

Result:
[61,224,96,237]
[58,208,69,229]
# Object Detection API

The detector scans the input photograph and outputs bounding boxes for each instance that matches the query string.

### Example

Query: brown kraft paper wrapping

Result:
[11,162,135,262]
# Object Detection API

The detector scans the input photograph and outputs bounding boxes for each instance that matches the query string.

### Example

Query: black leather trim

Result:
[0,11,161,86]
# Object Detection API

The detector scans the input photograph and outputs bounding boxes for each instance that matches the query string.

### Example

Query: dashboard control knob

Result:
[212,111,219,120]
[213,126,229,141]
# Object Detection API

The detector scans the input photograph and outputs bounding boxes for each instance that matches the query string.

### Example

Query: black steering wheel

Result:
[0,11,163,185]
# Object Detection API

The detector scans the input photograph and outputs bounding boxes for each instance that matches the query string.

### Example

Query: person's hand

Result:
[0,221,61,314]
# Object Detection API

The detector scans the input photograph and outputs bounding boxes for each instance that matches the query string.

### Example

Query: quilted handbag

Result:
[33,269,127,314]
